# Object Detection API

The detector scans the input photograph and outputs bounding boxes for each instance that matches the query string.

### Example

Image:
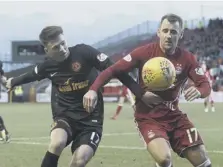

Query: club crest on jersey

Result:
[175,63,182,75]
[195,67,204,75]
[97,53,108,62]
[72,62,81,72]
[123,54,132,62]
[148,130,155,139]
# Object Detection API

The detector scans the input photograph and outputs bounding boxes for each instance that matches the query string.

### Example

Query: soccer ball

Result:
[142,57,176,91]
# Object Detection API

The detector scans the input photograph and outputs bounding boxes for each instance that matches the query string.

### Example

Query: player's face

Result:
[45,34,70,62]
[157,18,183,54]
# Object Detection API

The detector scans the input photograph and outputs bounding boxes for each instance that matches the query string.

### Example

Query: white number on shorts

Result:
[90,132,100,144]
[164,101,176,111]
[186,128,198,143]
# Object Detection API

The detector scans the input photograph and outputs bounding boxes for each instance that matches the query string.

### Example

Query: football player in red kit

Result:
[83,14,212,167]
[201,62,215,112]
[111,86,135,120]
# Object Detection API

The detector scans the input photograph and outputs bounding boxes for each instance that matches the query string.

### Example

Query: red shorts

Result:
[135,111,204,157]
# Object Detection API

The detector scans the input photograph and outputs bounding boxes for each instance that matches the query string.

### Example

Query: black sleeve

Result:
[0,61,4,75]
[83,44,145,99]
[11,63,46,87]
[82,44,112,70]
[0,68,4,76]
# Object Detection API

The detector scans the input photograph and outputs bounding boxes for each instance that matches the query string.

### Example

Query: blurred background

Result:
[2,1,223,103]
[0,1,223,166]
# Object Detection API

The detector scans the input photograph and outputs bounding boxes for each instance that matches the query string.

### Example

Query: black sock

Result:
[41,151,59,167]
[0,116,4,130]
[0,116,7,133]
[0,116,3,124]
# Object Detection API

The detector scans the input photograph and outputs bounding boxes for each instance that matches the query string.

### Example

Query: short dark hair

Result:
[39,26,63,46]
[160,13,183,28]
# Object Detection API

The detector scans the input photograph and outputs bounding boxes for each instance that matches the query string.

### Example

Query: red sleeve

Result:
[188,54,211,98]
[90,47,143,92]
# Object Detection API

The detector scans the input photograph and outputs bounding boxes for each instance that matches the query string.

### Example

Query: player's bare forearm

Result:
[196,81,211,98]
[11,71,40,87]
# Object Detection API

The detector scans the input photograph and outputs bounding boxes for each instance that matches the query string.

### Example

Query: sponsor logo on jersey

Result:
[58,80,89,92]
[123,54,132,62]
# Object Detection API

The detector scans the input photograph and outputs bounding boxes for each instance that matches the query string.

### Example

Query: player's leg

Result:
[41,118,72,167]
[204,96,209,112]
[135,119,173,167]
[183,145,211,167]
[69,128,102,167]
[70,145,94,167]
[70,98,103,167]
[0,116,10,143]
[210,100,215,112]
[209,94,215,112]
[171,114,211,167]
[111,96,125,120]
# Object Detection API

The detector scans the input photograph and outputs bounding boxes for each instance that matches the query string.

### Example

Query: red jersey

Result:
[90,43,211,117]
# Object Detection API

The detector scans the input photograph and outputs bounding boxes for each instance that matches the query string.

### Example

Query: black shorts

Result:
[50,115,103,154]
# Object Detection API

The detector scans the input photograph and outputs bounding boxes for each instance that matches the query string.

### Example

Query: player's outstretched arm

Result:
[6,64,46,90]
[184,54,211,101]
[11,71,41,87]
[83,45,164,112]
[83,44,145,99]
[0,61,7,85]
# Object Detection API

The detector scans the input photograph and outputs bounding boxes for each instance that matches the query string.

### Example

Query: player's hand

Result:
[83,90,98,113]
[141,91,163,108]
[184,86,201,101]
[5,77,13,92]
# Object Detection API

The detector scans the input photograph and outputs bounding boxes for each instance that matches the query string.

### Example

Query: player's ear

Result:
[180,29,184,39]
[157,28,160,38]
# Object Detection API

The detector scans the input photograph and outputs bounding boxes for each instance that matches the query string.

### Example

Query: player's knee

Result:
[70,158,87,167]
[152,148,171,167]
[70,145,94,167]
[70,154,89,167]
[49,125,69,154]
[183,145,211,167]
[48,137,67,154]
[147,138,172,167]
[156,153,172,167]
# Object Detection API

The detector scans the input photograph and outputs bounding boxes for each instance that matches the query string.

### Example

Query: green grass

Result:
[0,103,223,167]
